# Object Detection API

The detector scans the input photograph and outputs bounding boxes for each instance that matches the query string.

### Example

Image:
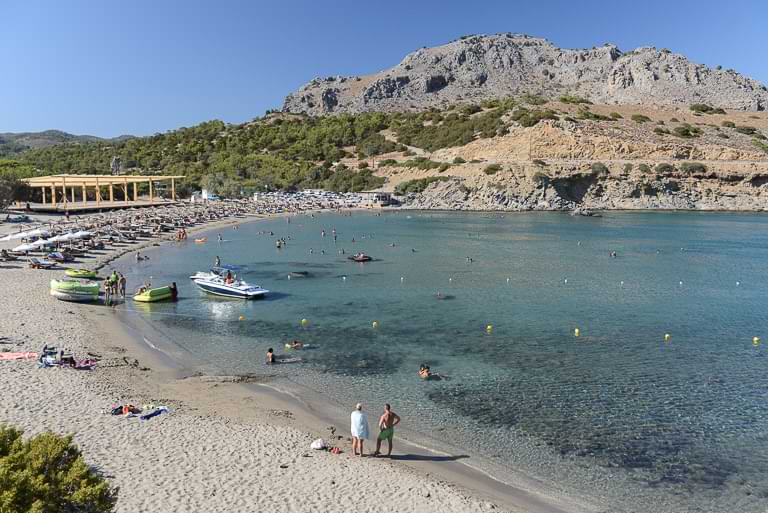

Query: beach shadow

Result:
[389,454,469,462]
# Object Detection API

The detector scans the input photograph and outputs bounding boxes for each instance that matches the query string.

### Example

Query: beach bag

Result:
[310,438,327,450]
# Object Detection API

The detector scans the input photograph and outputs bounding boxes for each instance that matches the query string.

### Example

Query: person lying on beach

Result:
[373,403,401,457]
[266,348,275,364]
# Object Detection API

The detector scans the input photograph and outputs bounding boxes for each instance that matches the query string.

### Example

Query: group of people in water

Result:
[175,228,188,241]
[104,270,127,305]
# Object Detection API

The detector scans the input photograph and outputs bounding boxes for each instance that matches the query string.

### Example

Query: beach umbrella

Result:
[1,231,30,241]
[26,228,50,238]
[73,230,92,239]
[12,243,36,252]
[47,234,68,243]
[59,232,78,242]
[28,239,50,248]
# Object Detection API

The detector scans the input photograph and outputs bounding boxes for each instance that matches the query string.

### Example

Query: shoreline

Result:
[100,211,587,513]
[0,206,582,513]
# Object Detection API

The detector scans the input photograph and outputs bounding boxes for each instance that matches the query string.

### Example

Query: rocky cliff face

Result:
[400,164,768,212]
[283,34,768,115]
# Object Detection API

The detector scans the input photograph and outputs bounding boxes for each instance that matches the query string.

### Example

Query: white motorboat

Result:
[189,265,242,280]
[192,275,268,299]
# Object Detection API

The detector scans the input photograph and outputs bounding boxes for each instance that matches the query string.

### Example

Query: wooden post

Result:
[62,176,67,207]
[133,182,138,201]
[82,185,87,204]
[70,187,75,202]
[109,184,114,202]
[51,186,57,207]
[42,187,47,204]
[171,178,176,201]
[95,177,101,205]
[148,179,153,201]
[123,177,128,202]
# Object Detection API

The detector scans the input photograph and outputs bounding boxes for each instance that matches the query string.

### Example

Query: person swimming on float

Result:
[288,340,304,350]
[169,282,178,300]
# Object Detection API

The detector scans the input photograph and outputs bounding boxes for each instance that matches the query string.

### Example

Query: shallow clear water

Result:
[116,211,768,512]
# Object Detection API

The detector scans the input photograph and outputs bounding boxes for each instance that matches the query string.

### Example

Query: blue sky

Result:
[3,0,766,137]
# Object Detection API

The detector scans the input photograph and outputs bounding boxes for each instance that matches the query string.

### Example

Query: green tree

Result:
[0,425,116,513]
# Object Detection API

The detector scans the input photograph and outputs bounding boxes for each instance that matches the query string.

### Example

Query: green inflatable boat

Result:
[133,285,175,302]
[65,268,98,279]
[50,278,100,302]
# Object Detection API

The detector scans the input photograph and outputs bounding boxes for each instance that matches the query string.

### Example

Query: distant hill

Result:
[284,33,768,115]
[0,130,133,157]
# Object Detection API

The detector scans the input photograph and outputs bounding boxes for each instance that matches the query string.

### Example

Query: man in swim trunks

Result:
[373,403,401,457]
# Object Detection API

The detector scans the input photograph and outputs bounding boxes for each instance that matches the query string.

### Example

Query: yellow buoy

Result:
[664,333,671,342]
[486,324,493,333]
[239,315,245,321]
[372,321,379,329]
[753,336,761,346]
[301,318,309,327]
[574,328,580,337]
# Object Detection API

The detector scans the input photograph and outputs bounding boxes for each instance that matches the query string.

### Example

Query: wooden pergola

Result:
[24,174,184,208]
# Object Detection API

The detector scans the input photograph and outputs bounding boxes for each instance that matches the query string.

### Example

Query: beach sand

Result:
[0,211,580,513]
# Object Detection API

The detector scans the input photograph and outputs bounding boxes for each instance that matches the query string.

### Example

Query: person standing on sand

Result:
[350,403,369,457]
[373,404,401,457]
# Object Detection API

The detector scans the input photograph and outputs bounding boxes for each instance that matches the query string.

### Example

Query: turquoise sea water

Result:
[115,211,768,512]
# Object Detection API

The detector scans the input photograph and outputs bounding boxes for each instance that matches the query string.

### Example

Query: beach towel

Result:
[310,438,327,450]
[140,406,169,421]
[73,359,96,370]
[1,352,38,361]
[350,410,369,439]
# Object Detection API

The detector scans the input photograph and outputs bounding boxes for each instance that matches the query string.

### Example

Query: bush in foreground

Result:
[0,425,117,512]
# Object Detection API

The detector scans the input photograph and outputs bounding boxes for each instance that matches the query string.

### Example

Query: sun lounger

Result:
[29,257,56,269]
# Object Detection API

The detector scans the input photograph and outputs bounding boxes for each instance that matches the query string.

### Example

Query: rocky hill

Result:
[283,34,768,115]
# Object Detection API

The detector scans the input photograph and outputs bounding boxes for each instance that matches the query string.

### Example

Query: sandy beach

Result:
[0,205,581,513]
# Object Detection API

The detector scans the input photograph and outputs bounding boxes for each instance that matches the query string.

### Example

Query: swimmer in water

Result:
[266,348,275,364]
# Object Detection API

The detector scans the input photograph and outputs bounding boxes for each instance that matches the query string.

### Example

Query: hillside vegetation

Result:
[2,96,767,205]
[0,130,131,158]
[4,99,545,195]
